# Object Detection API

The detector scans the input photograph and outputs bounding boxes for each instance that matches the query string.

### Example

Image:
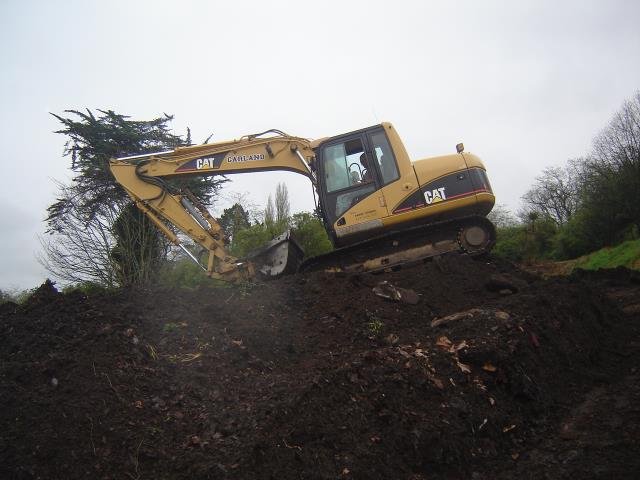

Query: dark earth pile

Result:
[1,256,639,479]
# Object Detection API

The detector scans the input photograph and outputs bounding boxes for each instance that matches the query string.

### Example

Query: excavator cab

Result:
[315,124,401,246]
[314,122,495,258]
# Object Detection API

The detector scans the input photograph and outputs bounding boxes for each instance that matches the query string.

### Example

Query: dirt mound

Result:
[1,256,639,479]
[20,279,59,308]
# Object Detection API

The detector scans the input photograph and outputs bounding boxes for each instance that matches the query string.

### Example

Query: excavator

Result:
[109,122,496,281]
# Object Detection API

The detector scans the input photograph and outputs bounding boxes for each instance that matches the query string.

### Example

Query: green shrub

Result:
[492,225,526,262]
[290,212,333,259]
[158,259,227,289]
[62,282,111,295]
[231,223,274,258]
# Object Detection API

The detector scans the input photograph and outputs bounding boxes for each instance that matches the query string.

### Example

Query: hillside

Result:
[1,255,639,479]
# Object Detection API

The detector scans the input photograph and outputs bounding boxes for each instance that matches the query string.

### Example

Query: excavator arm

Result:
[109,130,315,281]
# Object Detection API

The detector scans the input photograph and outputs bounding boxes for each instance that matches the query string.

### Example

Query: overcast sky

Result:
[1,0,639,290]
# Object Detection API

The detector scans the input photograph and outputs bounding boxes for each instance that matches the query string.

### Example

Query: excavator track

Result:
[299,215,496,275]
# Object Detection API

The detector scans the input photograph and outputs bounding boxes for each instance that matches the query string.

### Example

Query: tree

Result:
[263,182,290,236]
[232,184,297,258]
[494,92,640,262]
[522,214,557,262]
[111,204,167,286]
[487,203,517,228]
[551,210,595,259]
[39,183,124,286]
[222,191,262,223]
[490,205,527,262]
[43,109,226,287]
[275,182,290,225]
[579,92,640,244]
[230,223,273,258]
[492,225,526,263]
[521,164,580,226]
[218,203,251,241]
[264,194,275,231]
[231,211,333,260]
[290,212,333,258]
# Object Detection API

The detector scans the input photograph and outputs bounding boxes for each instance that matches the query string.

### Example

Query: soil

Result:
[1,256,639,479]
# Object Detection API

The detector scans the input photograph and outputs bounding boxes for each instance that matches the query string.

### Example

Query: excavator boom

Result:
[110,130,314,280]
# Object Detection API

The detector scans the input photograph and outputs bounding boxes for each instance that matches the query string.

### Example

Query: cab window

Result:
[370,131,399,185]
[324,138,370,193]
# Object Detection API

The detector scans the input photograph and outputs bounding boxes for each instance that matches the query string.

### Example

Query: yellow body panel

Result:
[380,195,481,229]
[334,190,388,238]
[376,124,420,213]
[460,152,485,169]
[412,154,468,186]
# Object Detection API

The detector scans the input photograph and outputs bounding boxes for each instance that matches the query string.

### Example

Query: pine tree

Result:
[43,109,227,286]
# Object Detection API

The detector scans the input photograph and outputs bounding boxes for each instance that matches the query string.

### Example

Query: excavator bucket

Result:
[243,231,304,278]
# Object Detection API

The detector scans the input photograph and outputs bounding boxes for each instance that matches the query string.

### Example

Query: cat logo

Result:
[424,187,446,205]
[196,156,216,169]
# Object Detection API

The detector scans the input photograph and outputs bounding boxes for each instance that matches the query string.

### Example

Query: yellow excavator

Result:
[109,122,495,281]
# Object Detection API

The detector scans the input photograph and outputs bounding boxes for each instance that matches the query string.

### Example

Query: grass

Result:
[573,239,640,271]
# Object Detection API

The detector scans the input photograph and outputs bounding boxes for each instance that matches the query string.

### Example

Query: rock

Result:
[385,333,399,345]
[430,308,483,327]
[373,281,420,304]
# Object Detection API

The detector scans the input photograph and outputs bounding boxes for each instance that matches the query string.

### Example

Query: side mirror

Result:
[456,143,464,153]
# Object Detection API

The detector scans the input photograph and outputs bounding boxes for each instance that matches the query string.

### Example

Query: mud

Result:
[1,256,639,479]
